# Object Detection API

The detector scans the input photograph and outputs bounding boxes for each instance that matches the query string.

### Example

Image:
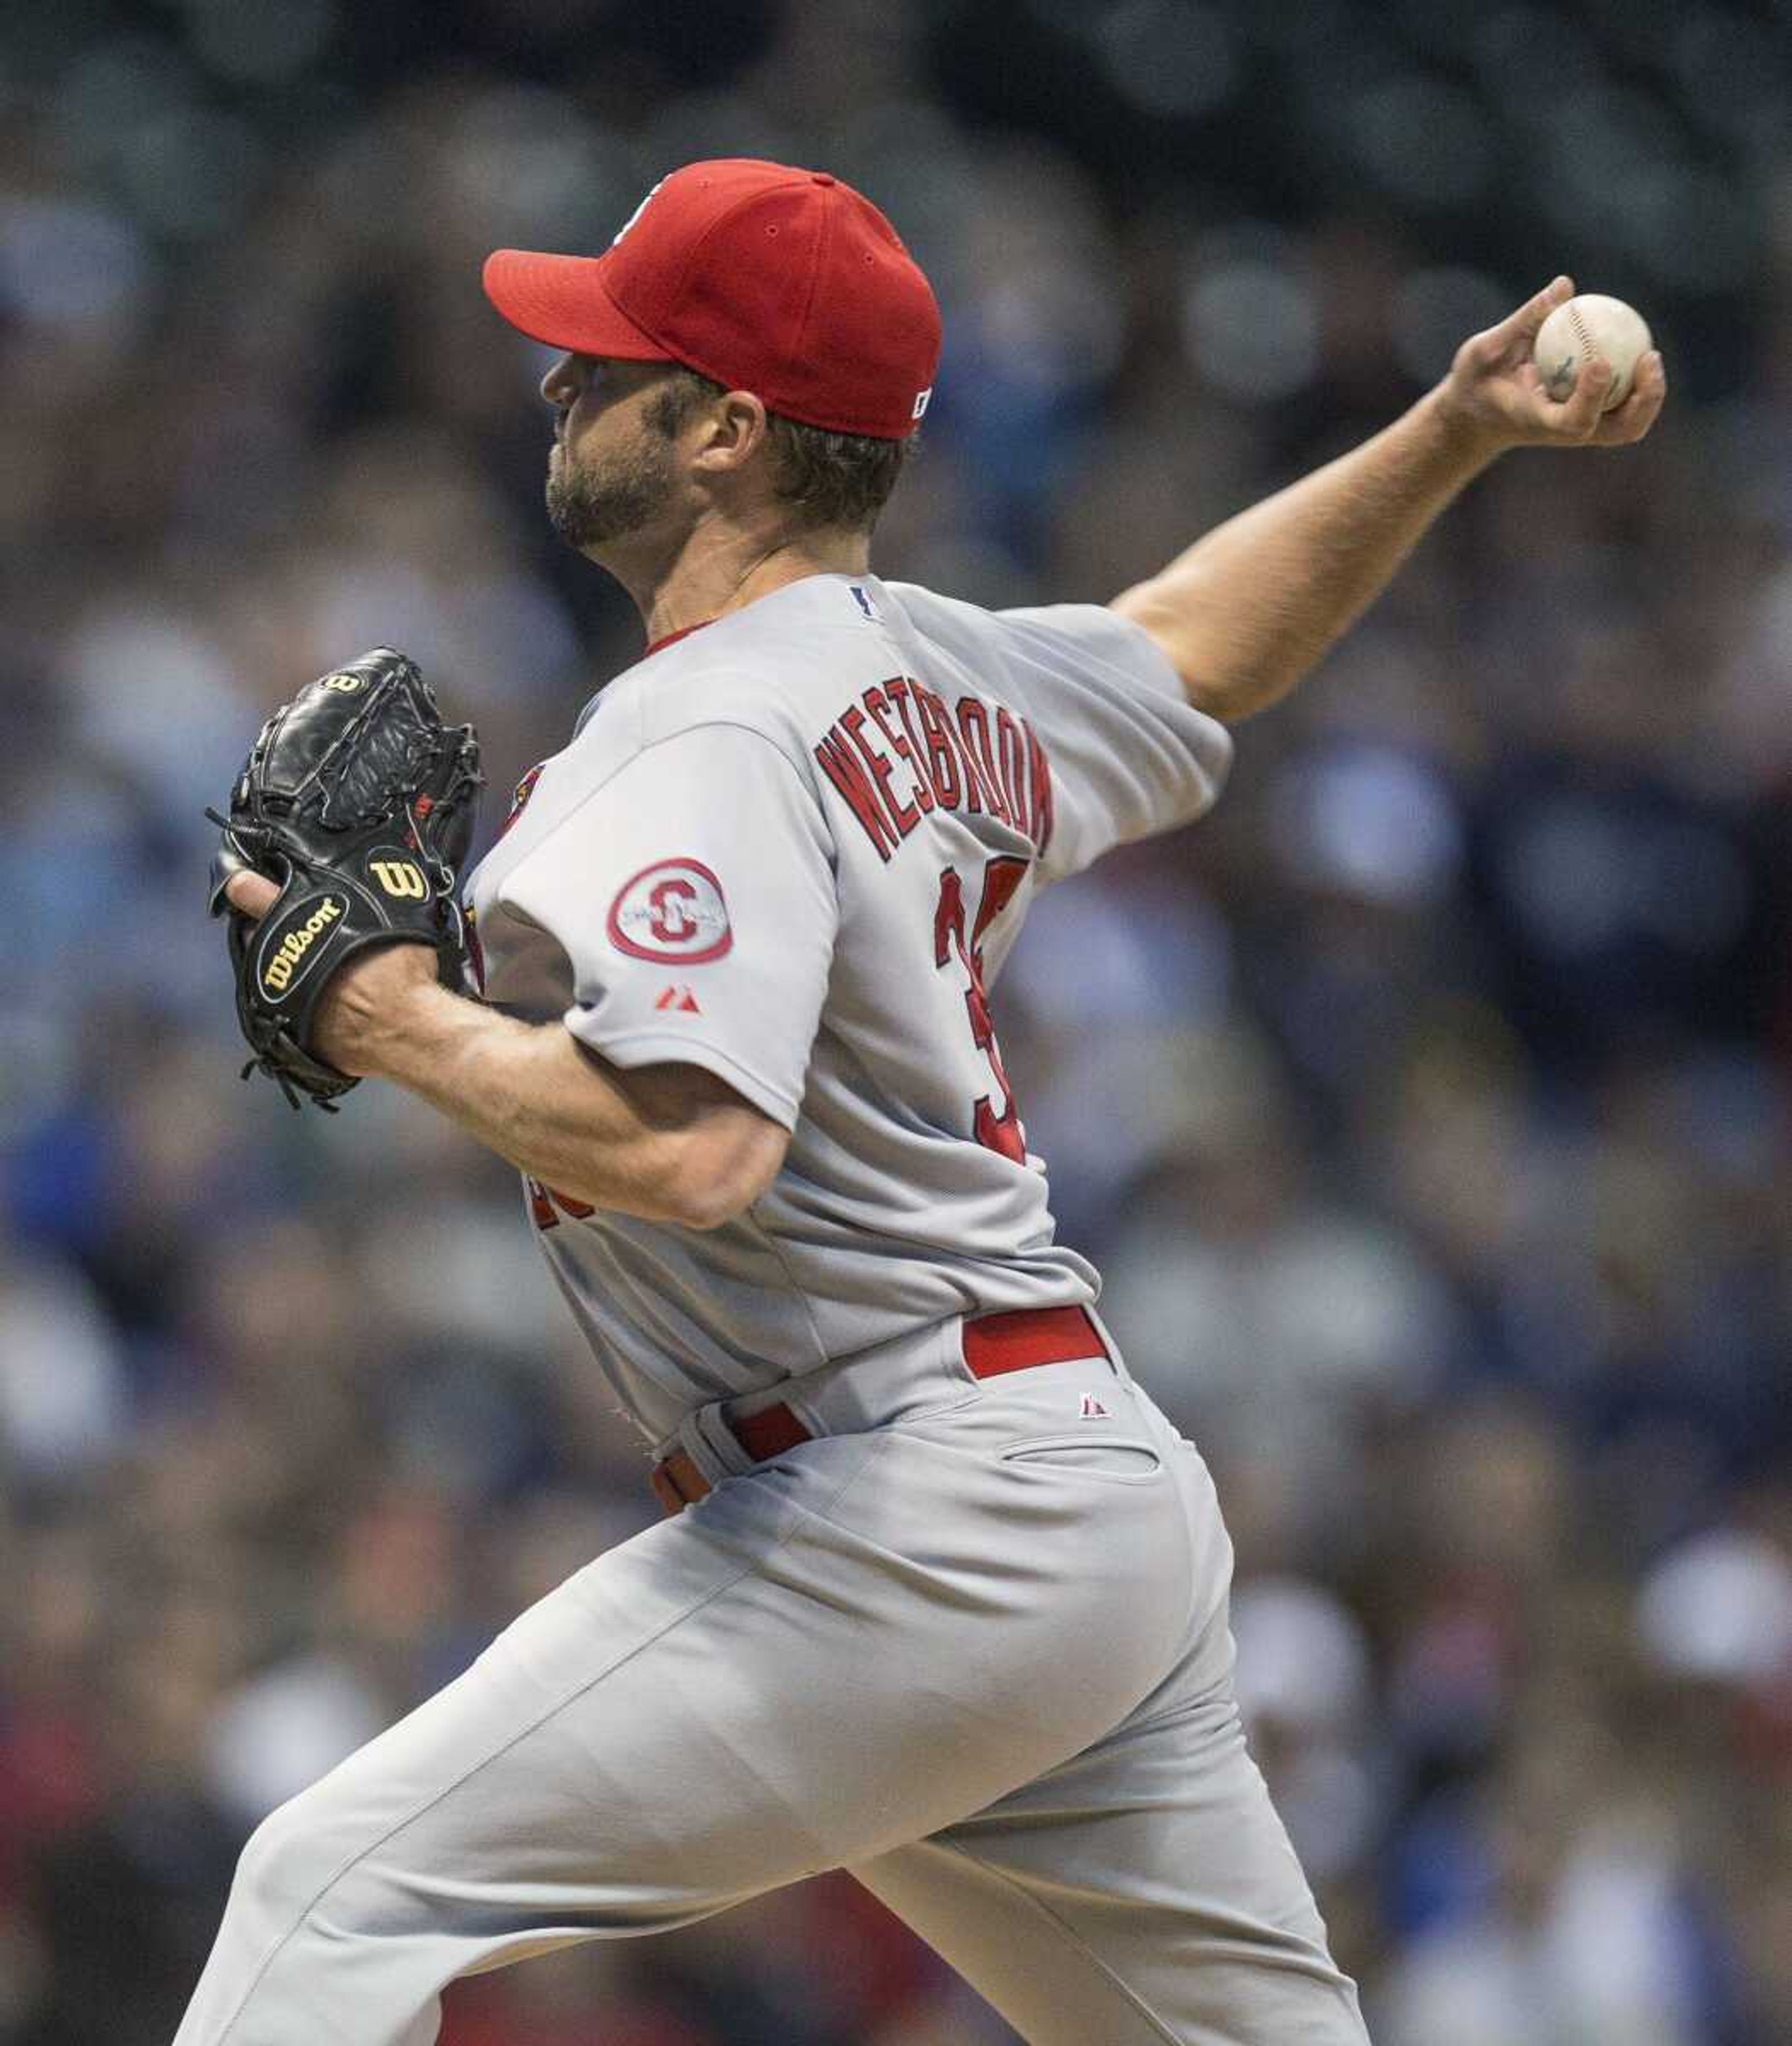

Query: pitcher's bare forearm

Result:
[1113,277,1666,724]
[220,866,785,1227]
[1113,387,1494,722]
[345,964,786,1229]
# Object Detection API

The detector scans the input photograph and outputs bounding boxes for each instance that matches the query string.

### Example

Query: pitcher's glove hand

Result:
[208,648,483,1110]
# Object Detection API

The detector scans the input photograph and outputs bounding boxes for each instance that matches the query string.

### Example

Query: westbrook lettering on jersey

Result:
[814,676,1055,863]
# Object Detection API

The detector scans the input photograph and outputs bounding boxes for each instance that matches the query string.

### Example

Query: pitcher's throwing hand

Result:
[1439,274,1666,453]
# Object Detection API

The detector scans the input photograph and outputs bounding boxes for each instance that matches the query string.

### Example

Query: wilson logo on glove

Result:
[209,646,483,1111]
[607,859,732,963]
[369,857,428,900]
[261,896,346,994]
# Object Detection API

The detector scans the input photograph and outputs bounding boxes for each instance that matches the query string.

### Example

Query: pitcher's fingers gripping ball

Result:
[208,648,483,1109]
[1532,292,1653,411]
[1444,274,1665,449]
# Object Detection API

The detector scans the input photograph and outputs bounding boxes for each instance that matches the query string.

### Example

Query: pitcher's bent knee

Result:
[225,1780,368,1948]
[176,1777,455,2046]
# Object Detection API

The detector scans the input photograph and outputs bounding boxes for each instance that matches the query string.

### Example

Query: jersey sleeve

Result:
[994,603,1234,884]
[495,725,837,1130]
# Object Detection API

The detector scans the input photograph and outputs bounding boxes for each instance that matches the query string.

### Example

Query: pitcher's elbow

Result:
[663,1114,789,1231]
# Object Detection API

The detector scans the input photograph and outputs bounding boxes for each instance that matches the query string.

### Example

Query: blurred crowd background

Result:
[4,0,1792,2041]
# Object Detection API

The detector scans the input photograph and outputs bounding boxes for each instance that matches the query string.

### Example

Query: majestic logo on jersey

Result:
[653,984,702,1013]
[497,763,545,841]
[260,894,345,995]
[607,859,733,964]
[813,676,1055,866]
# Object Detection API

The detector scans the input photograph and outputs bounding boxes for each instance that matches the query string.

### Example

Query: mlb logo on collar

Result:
[849,584,881,624]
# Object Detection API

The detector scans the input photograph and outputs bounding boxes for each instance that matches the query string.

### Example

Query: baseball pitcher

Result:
[186,160,1664,2045]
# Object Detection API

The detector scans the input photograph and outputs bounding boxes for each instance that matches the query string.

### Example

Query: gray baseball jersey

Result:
[465,571,1232,1443]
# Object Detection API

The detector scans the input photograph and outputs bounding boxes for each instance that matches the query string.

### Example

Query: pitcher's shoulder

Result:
[632,659,824,773]
[632,580,911,764]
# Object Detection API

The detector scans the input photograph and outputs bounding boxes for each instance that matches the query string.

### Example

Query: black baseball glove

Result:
[208,648,483,1110]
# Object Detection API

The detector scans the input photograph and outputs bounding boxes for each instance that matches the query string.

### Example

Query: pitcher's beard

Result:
[546,437,676,552]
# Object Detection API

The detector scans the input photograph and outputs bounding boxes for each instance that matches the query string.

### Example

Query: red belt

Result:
[650,1303,1105,1516]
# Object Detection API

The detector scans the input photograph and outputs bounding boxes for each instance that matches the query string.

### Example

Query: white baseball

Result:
[1533,293,1652,412]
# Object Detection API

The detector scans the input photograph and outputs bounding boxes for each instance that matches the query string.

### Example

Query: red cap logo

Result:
[483,159,941,441]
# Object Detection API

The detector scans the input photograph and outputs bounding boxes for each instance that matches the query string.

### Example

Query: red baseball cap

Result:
[483,159,941,441]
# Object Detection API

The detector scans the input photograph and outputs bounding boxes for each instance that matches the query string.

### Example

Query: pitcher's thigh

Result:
[853,1664,1370,2046]
[182,1422,1195,2046]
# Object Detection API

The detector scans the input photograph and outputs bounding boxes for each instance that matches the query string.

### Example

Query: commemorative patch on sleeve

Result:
[606,858,733,963]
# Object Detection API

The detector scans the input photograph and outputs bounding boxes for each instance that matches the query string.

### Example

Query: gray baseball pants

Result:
[173,1317,1369,2046]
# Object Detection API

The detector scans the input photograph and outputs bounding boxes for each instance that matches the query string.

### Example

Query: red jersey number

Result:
[934,856,1029,1163]
[527,1178,594,1231]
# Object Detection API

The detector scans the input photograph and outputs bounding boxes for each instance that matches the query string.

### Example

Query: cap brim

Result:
[482,249,673,363]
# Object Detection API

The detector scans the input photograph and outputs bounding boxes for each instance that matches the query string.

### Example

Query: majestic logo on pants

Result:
[607,859,732,963]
